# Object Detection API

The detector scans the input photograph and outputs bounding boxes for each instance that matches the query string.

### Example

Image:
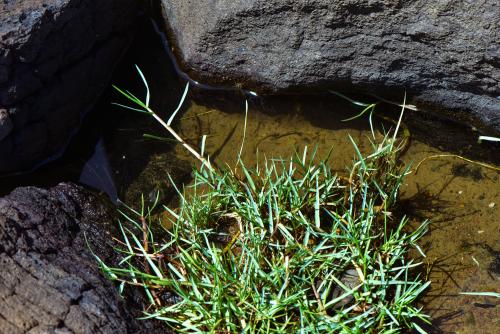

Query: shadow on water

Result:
[0,18,188,200]
[0,17,498,333]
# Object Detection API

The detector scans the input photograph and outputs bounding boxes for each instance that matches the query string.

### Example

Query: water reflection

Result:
[79,139,118,203]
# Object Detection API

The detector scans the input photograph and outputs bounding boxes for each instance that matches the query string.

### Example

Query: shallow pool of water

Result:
[166,90,499,333]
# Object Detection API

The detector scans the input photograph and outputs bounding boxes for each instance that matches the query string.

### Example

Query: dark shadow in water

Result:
[394,182,485,332]
[0,88,112,196]
[79,139,118,203]
[416,310,464,334]
[209,124,238,164]
[399,177,480,231]
[0,17,190,201]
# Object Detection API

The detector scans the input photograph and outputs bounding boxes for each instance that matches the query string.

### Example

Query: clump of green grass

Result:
[97,67,431,333]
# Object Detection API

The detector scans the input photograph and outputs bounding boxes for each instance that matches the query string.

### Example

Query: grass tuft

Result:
[99,68,431,333]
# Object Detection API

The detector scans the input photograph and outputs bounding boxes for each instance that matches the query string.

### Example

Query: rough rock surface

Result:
[0,0,137,173]
[161,0,500,133]
[0,183,162,333]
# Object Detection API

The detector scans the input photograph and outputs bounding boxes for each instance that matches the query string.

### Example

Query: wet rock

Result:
[0,183,165,333]
[161,0,500,134]
[0,0,138,173]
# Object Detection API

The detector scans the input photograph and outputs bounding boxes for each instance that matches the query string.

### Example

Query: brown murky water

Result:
[122,87,498,333]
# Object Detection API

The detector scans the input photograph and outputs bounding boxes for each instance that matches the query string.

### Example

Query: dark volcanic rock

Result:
[0,0,138,173]
[0,183,162,333]
[161,0,500,134]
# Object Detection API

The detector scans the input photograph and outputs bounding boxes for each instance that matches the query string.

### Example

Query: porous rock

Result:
[161,0,500,133]
[0,0,138,173]
[0,183,163,333]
